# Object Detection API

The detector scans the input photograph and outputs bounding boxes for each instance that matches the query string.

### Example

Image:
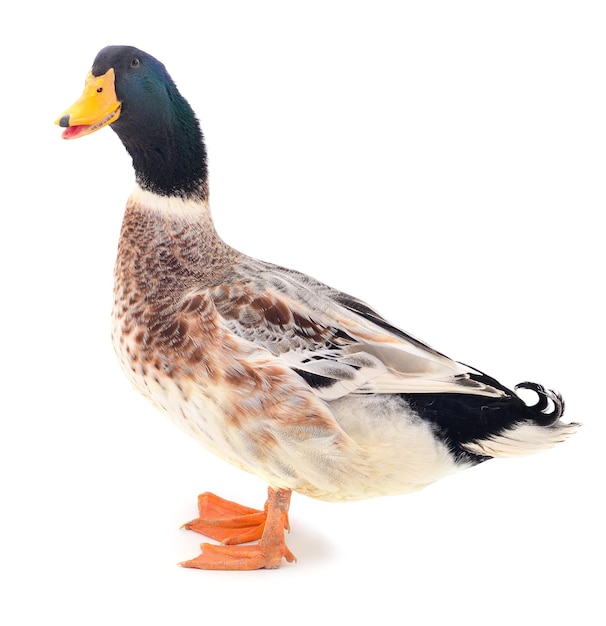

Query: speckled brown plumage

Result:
[111,195,369,499]
[109,186,576,504]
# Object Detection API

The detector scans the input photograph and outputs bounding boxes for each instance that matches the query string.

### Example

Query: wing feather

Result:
[207,260,507,401]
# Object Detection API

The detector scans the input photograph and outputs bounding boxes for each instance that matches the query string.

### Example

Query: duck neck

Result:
[112,96,209,201]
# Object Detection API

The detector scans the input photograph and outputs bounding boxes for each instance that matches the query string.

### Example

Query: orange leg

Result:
[180,487,296,570]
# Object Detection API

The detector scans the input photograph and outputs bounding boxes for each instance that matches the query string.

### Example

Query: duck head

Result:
[56,45,208,198]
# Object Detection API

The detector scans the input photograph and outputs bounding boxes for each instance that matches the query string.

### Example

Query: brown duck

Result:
[56,45,577,570]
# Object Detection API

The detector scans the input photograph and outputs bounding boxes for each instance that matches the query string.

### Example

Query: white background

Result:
[2,1,604,624]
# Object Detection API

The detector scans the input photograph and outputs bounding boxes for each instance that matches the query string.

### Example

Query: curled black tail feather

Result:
[515,381,565,426]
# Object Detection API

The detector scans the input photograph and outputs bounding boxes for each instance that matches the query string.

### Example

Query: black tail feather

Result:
[515,381,565,426]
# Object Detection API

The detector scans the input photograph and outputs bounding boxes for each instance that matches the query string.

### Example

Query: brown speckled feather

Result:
[111,189,484,499]
[108,183,575,502]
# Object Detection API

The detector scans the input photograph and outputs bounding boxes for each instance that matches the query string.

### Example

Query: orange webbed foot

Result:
[181,492,268,545]
[180,488,295,570]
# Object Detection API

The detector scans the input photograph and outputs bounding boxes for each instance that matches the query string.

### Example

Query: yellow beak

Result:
[55,68,121,140]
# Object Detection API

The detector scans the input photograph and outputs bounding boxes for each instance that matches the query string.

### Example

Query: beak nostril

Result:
[59,114,71,128]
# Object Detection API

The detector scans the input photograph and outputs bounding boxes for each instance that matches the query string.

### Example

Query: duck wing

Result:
[210,259,509,401]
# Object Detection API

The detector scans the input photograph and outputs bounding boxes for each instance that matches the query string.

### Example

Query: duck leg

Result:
[180,487,296,570]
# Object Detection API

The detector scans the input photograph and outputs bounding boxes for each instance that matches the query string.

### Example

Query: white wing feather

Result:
[213,261,508,402]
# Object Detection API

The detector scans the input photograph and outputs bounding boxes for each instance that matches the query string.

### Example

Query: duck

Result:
[56,45,578,570]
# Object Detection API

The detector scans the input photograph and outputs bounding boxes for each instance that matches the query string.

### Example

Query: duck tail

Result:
[461,381,579,458]
[515,381,565,426]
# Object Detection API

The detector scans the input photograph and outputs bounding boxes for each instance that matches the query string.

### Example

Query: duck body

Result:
[112,188,462,501]
[57,46,577,567]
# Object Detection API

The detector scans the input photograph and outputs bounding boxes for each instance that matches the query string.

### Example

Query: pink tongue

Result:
[62,125,89,140]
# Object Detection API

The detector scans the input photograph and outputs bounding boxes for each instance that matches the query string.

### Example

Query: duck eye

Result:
[131,57,140,68]
[96,87,103,93]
